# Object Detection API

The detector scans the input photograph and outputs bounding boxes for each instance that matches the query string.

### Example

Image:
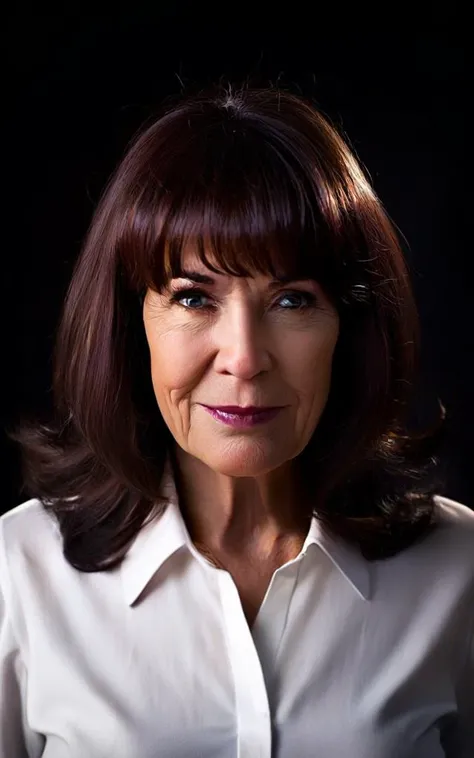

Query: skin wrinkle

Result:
[143,247,340,570]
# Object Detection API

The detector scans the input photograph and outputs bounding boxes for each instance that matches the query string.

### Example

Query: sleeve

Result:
[456,610,474,757]
[0,518,29,758]
[441,601,474,758]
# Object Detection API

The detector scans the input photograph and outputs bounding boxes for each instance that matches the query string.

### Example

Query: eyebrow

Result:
[173,269,309,288]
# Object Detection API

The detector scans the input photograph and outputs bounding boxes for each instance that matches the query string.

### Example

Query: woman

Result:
[1,85,473,758]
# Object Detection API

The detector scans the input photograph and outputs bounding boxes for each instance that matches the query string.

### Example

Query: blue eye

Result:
[172,290,210,309]
[170,288,316,311]
[278,292,314,309]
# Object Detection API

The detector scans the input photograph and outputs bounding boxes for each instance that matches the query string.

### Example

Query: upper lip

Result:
[202,404,282,414]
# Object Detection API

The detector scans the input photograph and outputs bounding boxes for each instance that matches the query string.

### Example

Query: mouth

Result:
[202,405,283,415]
[199,404,284,428]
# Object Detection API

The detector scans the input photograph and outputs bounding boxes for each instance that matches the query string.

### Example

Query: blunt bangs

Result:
[116,100,362,303]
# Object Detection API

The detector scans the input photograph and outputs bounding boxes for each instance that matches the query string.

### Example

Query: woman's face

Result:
[143,251,340,477]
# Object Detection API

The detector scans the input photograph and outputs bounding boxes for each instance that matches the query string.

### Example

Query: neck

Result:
[168,445,312,560]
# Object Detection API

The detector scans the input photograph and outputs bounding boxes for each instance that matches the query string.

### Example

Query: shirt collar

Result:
[121,457,371,606]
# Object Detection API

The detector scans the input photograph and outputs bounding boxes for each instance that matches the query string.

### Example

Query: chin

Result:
[200,442,291,478]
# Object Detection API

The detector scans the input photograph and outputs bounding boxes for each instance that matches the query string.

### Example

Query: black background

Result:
[2,3,470,514]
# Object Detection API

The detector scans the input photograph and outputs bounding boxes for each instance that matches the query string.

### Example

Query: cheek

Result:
[284,326,339,395]
[286,322,339,373]
[148,328,209,397]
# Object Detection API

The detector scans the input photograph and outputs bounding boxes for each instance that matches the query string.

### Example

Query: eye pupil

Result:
[184,295,202,308]
[280,292,306,308]
[175,290,207,308]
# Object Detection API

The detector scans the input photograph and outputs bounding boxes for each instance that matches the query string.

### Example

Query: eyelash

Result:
[168,286,317,312]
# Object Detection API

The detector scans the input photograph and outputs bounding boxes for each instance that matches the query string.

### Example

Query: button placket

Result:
[218,571,272,758]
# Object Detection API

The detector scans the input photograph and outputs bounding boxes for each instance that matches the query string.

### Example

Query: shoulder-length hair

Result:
[10,84,447,571]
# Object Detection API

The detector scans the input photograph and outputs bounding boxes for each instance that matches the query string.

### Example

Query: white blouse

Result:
[1,463,473,758]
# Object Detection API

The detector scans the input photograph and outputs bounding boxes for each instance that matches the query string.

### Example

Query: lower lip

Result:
[201,406,283,428]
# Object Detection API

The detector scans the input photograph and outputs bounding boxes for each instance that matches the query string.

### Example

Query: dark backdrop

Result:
[3,3,470,515]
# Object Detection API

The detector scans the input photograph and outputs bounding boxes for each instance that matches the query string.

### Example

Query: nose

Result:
[213,307,272,379]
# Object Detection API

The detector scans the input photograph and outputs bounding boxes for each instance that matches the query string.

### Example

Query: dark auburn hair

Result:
[10,84,447,571]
